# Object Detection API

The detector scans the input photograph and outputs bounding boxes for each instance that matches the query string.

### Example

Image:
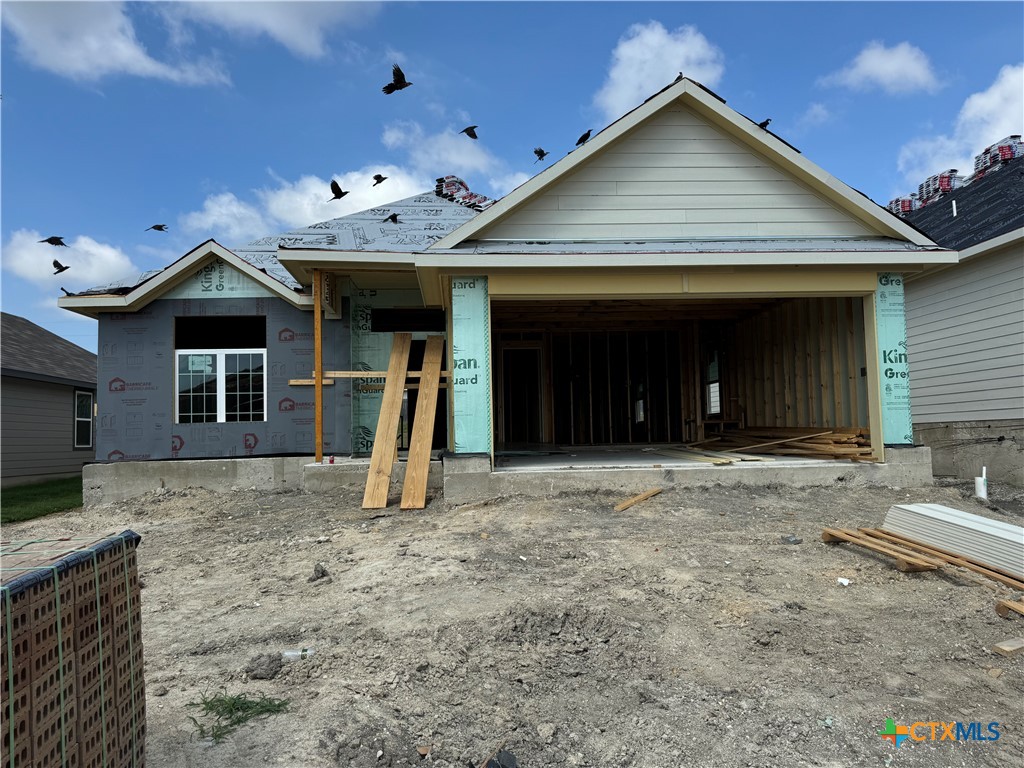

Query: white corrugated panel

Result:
[882,503,1024,579]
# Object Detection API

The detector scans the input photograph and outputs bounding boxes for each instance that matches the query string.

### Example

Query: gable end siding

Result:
[906,244,1024,422]
[479,105,875,242]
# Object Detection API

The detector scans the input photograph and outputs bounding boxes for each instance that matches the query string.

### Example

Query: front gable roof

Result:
[58,241,312,318]
[431,78,936,250]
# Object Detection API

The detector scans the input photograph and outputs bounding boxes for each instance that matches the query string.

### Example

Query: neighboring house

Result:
[901,153,1024,486]
[61,78,958,470]
[1,312,97,487]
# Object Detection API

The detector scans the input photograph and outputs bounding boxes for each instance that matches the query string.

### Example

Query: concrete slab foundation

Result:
[82,447,933,508]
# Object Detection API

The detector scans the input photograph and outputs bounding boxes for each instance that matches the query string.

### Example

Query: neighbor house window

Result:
[175,350,266,423]
[74,390,94,448]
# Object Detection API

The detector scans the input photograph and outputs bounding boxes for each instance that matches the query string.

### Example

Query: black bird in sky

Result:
[382,213,400,224]
[382,64,412,94]
[459,125,479,140]
[533,147,550,163]
[328,180,349,201]
[576,129,592,147]
[39,236,67,246]
[372,174,388,186]
[145,224,168,232]
[60,287,73,296]
[52,259,70,275]
[757,118,772,130]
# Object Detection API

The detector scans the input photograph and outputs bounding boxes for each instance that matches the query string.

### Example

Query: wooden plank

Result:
[830,299,843,427]
[724,431,833,453]
[314,269,324,464]
[614,488,663,512]
[821,528,942,572]
[996,600,1024,619]
[685,447,774,462]
[288,379,336,386]
[401,336,445,510]
[818,299,832,427]
[362,333,412,509]
[991,638,1024,657]
[782,301,794,427]
[773,305,784,427]
[653,449,731,464]
[794,300,807,425]
[845,298,859,429]
[324,370,450,378]
[865,528,1024,591]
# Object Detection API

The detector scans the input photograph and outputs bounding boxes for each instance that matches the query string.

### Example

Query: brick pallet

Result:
[1,532,144,768]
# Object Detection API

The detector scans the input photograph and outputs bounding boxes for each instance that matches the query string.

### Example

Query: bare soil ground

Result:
[8,478,1024,768]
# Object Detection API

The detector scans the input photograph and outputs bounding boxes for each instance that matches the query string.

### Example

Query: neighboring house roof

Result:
[430,77,939,252]
[903,155,1024,251]
[1,312,97,388]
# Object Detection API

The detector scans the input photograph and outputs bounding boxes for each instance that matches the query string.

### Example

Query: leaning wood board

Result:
[614,488,662,512]
[401,335,444,510]
[362,333,411,509]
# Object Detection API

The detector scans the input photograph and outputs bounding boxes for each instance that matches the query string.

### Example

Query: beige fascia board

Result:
[56,242,313,318]
[413,250,957,270]
[277,249,417,284]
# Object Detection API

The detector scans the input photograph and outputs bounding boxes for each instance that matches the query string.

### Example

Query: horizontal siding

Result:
[907,244,1024,422]
[0,377,93,480]
[481,104,875,241]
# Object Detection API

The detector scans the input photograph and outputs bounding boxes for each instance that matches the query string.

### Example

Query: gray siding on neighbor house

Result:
[906,242,1024,422]
[96,295,351,462]
[1,376,94,485]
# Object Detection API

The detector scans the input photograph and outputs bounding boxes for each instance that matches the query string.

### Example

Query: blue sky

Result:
[2,1,1022,353]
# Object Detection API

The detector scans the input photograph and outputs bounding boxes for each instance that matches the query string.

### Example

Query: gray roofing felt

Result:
[1,312,97,386]
[903,156,1024,251]
[74,177,495,296]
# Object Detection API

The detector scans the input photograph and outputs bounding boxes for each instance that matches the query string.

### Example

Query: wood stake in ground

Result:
[614,488,662,512]
[991,638,1024,657]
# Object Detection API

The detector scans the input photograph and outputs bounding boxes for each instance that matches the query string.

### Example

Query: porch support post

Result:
[313,268,324,464]
[449,276,492,463]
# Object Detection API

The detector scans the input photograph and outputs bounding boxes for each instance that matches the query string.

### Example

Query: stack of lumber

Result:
[881,504,1024,581]
[691,427,873,461]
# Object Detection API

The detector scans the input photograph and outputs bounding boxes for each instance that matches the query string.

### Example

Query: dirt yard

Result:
[7,477,1023,767]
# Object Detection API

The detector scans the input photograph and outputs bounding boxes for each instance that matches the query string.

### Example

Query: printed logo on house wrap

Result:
[879,718,1000,747]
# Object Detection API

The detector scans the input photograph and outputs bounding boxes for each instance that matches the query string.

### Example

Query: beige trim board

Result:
[488,270,878,298]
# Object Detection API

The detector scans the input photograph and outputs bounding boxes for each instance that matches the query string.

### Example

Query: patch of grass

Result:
[0,477,83,524]
[187,689,290,743]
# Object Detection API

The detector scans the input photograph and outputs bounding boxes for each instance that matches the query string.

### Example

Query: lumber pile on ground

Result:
[690,427,873,461]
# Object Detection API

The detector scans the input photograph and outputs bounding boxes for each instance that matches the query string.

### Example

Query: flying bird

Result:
[145,224,168,232]
[382,213,401,224]
[328,180,349,201]
[52,259,70,275]
[60,287,73,296]
[533,147,550,163]
[757,118,772,130]
[576,129,592,147]
[382,64,412,94]
[459,125,479,140]
[372,174,388,186]
[39,236,67,247]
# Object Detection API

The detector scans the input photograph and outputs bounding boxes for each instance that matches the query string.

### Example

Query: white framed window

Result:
[175,349,266,424]
[74,390,94,448]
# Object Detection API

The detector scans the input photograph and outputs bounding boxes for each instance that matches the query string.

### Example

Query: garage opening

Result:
[491,297,871,456]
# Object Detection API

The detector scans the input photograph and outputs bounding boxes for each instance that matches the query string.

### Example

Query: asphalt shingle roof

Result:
[904,156,1024,250]
[1,312,97,387]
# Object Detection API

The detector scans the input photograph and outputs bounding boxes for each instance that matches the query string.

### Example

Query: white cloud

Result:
[382,121,501,177]
[1,2,228,85]
[594,22,724,123]
[488,172,530,198]
[820,41,940,95]
[180,192,273,244]
[2,230,140,289]
[897,64,1024,186]
[166,1,381,59]
[797,102,832,129]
